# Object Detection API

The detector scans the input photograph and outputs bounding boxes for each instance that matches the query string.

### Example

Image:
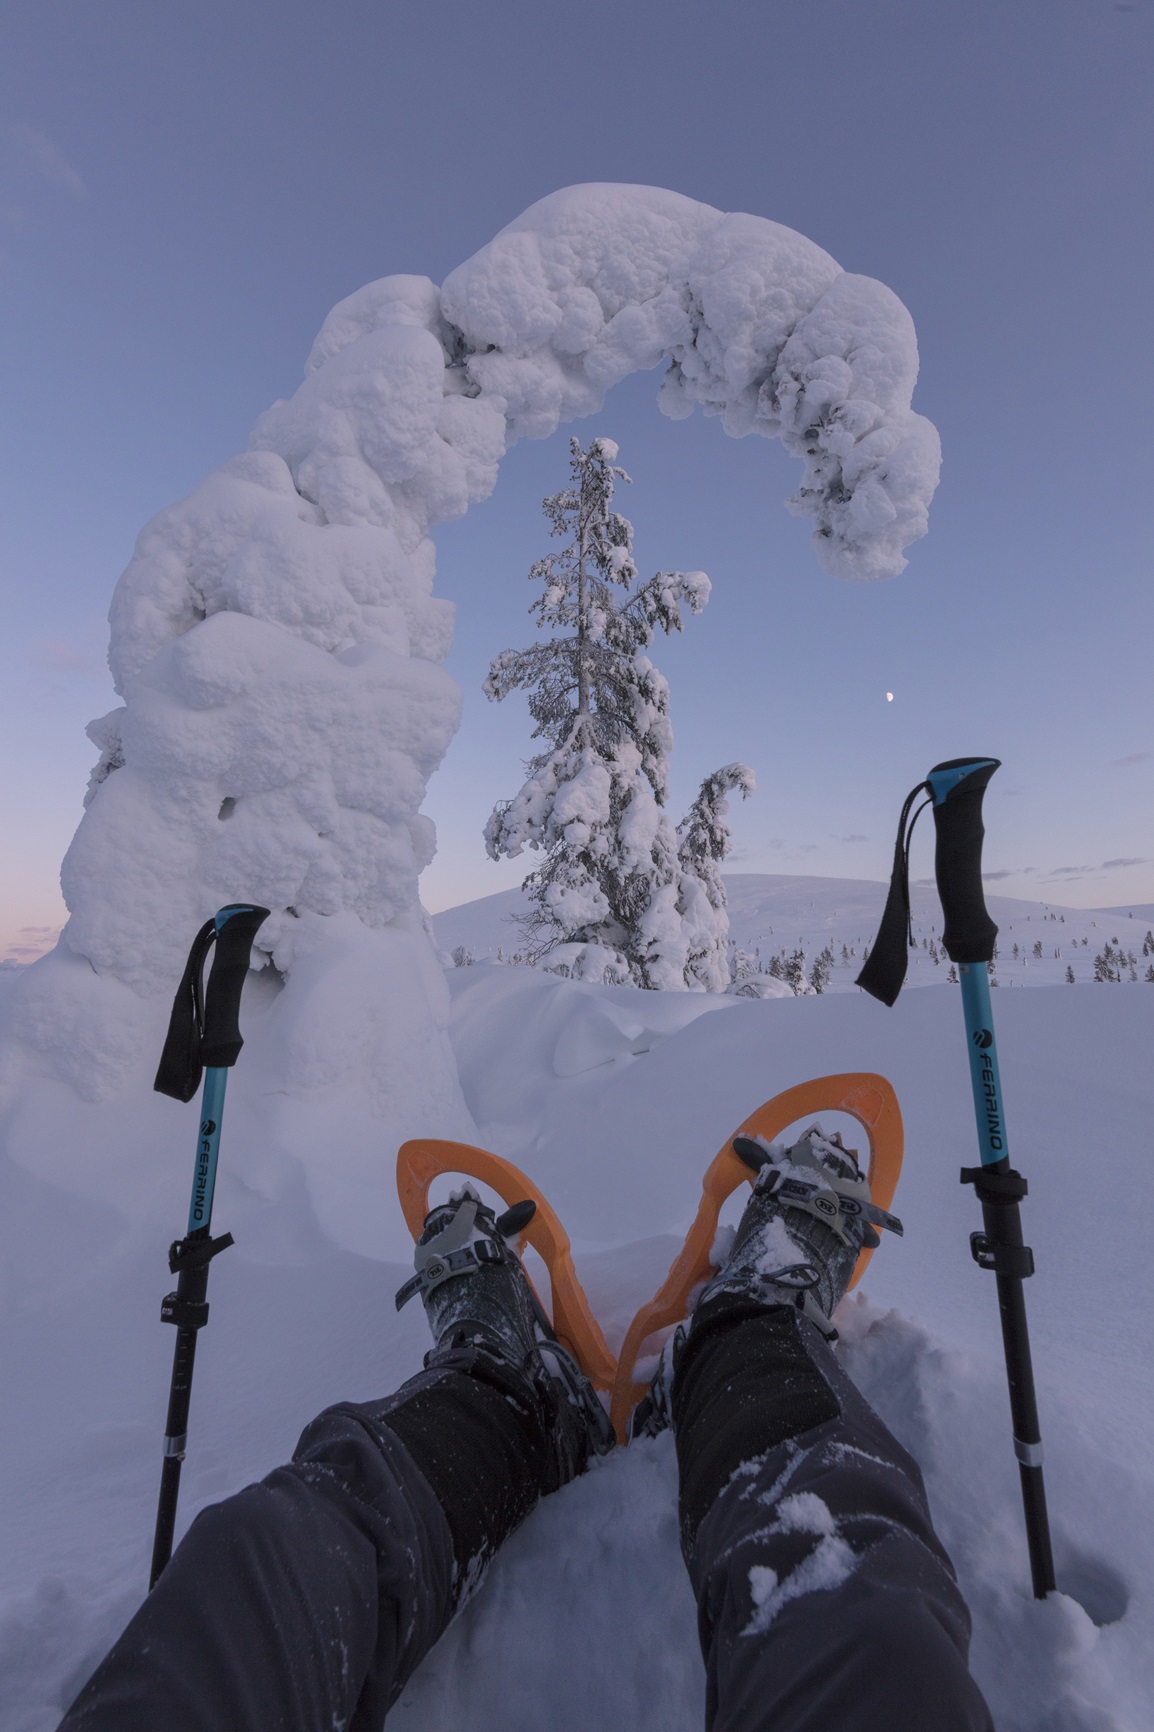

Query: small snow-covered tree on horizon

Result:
[483,437,751,989]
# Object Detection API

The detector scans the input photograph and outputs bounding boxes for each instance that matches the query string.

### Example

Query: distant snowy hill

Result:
[431,872,1154,990]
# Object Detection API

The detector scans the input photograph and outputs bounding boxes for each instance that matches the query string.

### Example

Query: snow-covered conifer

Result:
[782,948,808,993]
[677,764,756,990]
[484,437,726,989]
[810,944,835,994]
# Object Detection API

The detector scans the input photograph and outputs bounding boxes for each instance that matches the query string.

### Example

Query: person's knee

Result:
[804,1581,987,1732]
[180,1481,301,1578]
[705,1566,988,1732]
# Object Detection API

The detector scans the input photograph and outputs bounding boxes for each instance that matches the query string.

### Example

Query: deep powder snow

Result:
[1,957,1150,1732]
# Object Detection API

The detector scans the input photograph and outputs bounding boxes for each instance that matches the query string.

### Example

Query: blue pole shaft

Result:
[187,1067,227,1234]
[957,965,1055,1595]
[958,964,1009,1168]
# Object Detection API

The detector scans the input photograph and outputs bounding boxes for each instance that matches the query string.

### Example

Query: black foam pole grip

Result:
[930,759,1000,963]
[199,905,270,1069]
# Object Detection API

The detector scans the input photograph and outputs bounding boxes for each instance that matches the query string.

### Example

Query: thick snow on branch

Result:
[440,187,938,579]
[9,184,938,1107]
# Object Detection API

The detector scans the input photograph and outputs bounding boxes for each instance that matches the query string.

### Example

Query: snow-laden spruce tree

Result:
[675,764,757,990]
[484,438,751,989]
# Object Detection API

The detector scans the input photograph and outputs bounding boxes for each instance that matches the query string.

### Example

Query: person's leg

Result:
[60,1192,613,1732]
[664,1127,994,1732]
[58,1353,546,1732]
[675,1298,993,1732]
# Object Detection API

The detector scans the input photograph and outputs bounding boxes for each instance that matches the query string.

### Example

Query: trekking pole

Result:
[149,903,270,1588]
[857,758,1056,1599]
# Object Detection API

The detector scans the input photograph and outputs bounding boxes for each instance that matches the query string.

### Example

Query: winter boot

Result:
[697,1124,903,1336]
[632,1125,903,1437]
[396,1186,615,1487]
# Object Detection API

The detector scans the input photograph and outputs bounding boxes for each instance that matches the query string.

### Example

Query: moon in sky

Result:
[886,691,894,702]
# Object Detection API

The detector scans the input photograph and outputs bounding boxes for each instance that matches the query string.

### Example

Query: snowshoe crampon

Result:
[397,1071,903,1446]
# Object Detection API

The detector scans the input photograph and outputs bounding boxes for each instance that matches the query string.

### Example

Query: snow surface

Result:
[2,184,938,1154]
[1,930,1151,1730]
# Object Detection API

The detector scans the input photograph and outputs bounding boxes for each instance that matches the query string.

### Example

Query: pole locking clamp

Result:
[969,1233,1035,1278]
[168,1230,235,1275]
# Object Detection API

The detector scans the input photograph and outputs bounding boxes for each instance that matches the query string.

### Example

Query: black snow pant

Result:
[58,1306,993,1732]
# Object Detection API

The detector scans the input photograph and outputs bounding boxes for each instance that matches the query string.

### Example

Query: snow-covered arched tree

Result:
[2,185,939,1189]
[483,438,749,990]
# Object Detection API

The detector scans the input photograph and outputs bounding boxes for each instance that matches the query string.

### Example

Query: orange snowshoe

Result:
[396,1072,903,1445]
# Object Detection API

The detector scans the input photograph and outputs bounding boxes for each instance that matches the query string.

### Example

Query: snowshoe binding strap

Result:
[395,1195,515,1311]
[756,1261,821,1289]
[733,1133,904,1249]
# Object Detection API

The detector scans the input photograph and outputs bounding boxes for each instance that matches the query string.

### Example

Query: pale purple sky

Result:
[2,0,1152,959]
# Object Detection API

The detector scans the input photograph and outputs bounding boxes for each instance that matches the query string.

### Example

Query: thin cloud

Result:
[1113,753,1151,767]
[2,924,61,963]
[838,834,868,844]
[5,123,86,198]
[766,838,819,856]
[982,870,1016,881]
[1040,859,1147,881]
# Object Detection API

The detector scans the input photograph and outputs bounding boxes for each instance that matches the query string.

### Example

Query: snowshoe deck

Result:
[397,1073,903,1446]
